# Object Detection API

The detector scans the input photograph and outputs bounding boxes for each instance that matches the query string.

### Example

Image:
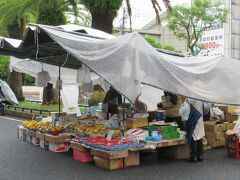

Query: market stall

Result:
[17,109,188,170]
[2,24,240,169]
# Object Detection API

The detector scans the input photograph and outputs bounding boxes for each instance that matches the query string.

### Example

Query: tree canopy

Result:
[167,0,228,55]
[144,35,177,52]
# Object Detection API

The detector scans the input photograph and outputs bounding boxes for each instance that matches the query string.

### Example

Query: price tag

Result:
[106,130,114,141]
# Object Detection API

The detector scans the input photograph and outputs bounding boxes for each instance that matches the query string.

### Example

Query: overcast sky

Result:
[114,0,190,29]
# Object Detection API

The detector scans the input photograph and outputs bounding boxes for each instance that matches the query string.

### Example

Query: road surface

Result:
[0,116,240,180]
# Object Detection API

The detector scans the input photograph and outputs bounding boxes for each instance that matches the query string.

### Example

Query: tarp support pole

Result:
[122,97,126,130]
[58,62,61,117]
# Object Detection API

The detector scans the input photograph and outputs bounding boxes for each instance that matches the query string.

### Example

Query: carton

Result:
[204,121,227,132]
[48,143,70,152]
[216,105,238,114]
[126,118,148,128]
[91,149,128,159]
[94,157,124,170]
[70,141,90,152]
[17,125,26,141]
[40,139,49,150]
[226,123,233,130]
[205,132,225,147]
[124,151,140,167]
[50,112,67,117]
[225,114,238,122]
[157,144,190,159]
[45,134,72,144]
[27,130,36,137]
[36,131,45,140]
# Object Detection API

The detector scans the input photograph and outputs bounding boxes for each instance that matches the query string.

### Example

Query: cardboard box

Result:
[73,149,93,163]
[27,130,36,137]
[226,123,233,130]
[17,125,26,141]
[49,143,70,152]
[126,118,148,128]
[217,105,238,114]
[50,112,67,117]
[40,139,49,150]
[90,149,128,159]
[36,131,45,140]
[94,157,124,170]
[158,144,190,159]
[225,114,238,122]
[70,141,89,152]
[45,134,72,144]
[124,151,140,167]
[205,132,225,147]
[204,121,227,132]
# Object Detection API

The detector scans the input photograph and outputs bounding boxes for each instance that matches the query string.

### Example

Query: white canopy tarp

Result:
[37,25,240,105]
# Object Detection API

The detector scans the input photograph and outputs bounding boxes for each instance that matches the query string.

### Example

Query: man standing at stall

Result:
[103,87,122,118]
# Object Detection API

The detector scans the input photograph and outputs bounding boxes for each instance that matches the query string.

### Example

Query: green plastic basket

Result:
[163,132,180,140]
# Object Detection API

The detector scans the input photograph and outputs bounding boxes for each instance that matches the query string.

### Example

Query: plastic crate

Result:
[73,149,93,163]
[160,126,177,133]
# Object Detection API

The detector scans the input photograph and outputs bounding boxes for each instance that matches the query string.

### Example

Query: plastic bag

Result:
[179,100,190,121]
[35,70,50,87]
[203,102,212,115]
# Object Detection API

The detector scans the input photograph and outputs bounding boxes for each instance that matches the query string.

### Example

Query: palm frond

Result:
[163,0,171,10]
[151,0,161,24]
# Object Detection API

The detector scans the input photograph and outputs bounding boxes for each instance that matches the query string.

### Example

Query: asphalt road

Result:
[0,116,240,180]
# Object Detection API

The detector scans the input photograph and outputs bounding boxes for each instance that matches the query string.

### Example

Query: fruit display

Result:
[23,120,40,130]
[74,123,108,137]
[76,137,144,151]
[73,122,123,137]
[23,120,64,135]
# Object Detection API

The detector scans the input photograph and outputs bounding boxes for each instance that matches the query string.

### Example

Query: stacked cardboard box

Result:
[91,148,140,170]
[204,121,227,147]
[45,134,72,152]
[92,149,128,170]
[217,105,239,122]
[126,118,148,128]
[157,144,190,159]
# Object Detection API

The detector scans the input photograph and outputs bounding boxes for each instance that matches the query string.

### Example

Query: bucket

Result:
[155,110,165,121]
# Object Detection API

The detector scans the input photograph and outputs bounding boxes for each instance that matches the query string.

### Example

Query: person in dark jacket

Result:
[103,87,122,116]
[158,91,185,130]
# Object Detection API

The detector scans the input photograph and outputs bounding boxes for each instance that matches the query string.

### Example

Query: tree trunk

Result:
[9,69,25,101]
[90,8,117,34]
[189,46,195,56]
[7,19,24,101]
[42,83,58,105]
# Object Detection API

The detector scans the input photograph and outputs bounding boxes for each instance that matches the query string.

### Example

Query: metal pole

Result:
[58,62,61,117]
[122,97,126,130]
